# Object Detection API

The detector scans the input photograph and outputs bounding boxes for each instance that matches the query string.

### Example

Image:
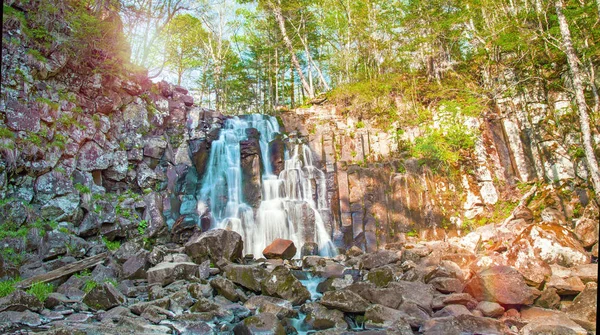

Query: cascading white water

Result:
[197,114,336,257]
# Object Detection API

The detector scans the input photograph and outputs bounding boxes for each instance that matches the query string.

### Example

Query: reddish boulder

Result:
[262,239,297,260]
[464,266,540,307]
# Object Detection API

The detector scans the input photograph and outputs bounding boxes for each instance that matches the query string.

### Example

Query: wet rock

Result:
[244,296,297,319]
[82,283,125,311]
[224,264,268,292]
[360,250,401,270]
[564,282,597,331]
[184,229,244,264]
[269,136,285,176]
[320,289,370,313]
[147,262,198,287]
[475,301,505,318]
[301,302,347,330]
[421,314,509,335]
[0,290,43,312]
[301,242,319,257]
[233,312,286,335]
[464,265,539,306]
[263,239,297,260]
[211,277,244,302]
[261,265,310,306]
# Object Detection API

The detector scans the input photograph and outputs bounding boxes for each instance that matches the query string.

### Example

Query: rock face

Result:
[262,239,297,260]
[465,266,539,306]
[184,229,244,264]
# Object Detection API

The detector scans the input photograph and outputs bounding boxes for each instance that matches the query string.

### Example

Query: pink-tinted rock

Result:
[5,98,40,132]
[464,266,540,306]
[77,141,113,171]
[263,239,297,260]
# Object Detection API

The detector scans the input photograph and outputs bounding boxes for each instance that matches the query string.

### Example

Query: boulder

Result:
[366,266,394,287]
[147,262,198,286]
[433,304,471,317]
[564,282,597,331]
[520,307,588,335]
[261,266,310,306]
[421,314,509,335]
[184,229,244,264]
[0,290,43,312]
[396,301,431,328]
[244,296,297,319]
[122,251,149,280]
[233,312,286,335]
[320,289,370,313]
[545,276,585,295]
[210,277,243,302]
[475,301,504,318]
[301,302,347,330]
[514,224,590,267]
[189,297,220,313]
[570,263,598,284]
[364,304,409,328]
[429,277,463,293]
[301,242,319,257]
[387,281,435,312]
[464,266,539,306]
[262,239,297,260]
[77,141,113,171]
[224,264,268,292]
[573,218,598,248]
[534,287,561,309]
[0,310,42,327]
[82,283,125,311]
[360,250,401,270]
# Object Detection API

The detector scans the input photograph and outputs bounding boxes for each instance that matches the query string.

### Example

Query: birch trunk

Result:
[555,0,600,202]
[268,1,314,99]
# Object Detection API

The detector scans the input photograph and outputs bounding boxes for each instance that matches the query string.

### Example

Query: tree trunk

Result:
[268,1,314,99]
[555,0,600,203]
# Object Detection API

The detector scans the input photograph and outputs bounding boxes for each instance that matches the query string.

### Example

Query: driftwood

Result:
[16,252,108,289]
[499,185,538,227]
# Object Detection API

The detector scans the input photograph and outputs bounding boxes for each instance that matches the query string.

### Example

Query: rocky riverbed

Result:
[0,220,596,335]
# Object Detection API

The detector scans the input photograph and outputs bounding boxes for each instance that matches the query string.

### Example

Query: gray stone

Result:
[184,229,244,264]
[224,263,268,292]
[475,301,504,318]
[233,312,286,335]
[320,289,370,313]
[210,277,243,302]
[421,314,509,335]
[147,262,198,286]
[82,283,126,311]
[360,250,401,270]
[301,302,347,330]
[0,290,43,312]
[77,141,113,171]
[260,266,310,306]
[244,296,297,319]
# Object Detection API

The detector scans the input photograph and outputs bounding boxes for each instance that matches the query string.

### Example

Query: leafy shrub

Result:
[26,282,53,302]
[0,278,19,298]
[102,237,120,251]
[137,220,148,235]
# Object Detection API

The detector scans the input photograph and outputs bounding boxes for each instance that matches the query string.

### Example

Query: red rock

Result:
[262,239,297,260]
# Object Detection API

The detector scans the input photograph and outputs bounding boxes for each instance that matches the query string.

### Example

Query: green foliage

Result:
[102,237,120,251]
[356,121,365,129]
[406,229,418,237]
[74,269,92,278]
[26,282,53,302]
[83,280,97,293]
[49,133,67,150]
[74,183,91,194]
[0,278,19,298]
[0,127,16,139]
[137,220,148,235]
[26,49,46,62]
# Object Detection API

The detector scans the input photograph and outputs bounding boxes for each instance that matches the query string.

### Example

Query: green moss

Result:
[0,127,16,139]
[26,49,46,62]
[83,280,97,293]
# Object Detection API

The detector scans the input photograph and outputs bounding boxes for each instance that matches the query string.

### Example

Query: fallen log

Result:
[16,252,108,289]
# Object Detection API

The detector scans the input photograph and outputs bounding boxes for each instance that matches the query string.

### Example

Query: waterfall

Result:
[197,114,336,258]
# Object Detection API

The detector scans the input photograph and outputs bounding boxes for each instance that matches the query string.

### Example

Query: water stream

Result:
[197,114,336,258]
